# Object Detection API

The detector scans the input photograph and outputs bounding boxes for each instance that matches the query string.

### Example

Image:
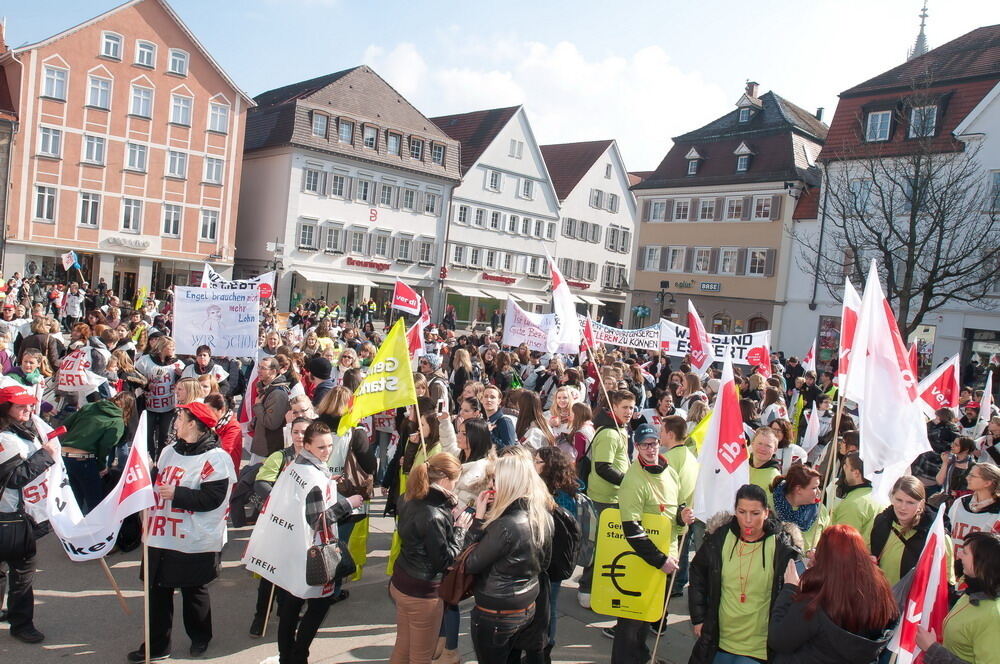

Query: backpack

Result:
[574,492,598,567]
[575,425,610,492]
[548,505,582,582]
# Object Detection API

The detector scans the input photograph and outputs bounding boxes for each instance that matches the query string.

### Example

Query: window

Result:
[419,240,433,263]
[747,248,767,276]
[469,248,481,267]
[35,186,56,221]
[39,127,62,157]
[693,248,711,273]
[425,192,440,215]
[380,183,394,206]
[88,76,111,108]
[590,189,604,208]
[167,150,188,178]
[338,120,354,143]
[667,246,685,272]
[170,95,192,125]
[409,137,423,160]
[122,198,142,232]
[564,217,577,237]
[102,32,122,59]
[849,179,873,209]
[356,179,374,204]
[130,85,153,117]
[534,219,544,238]
[387,133,401,155]
[719,248,739,274]
[485,250,497,269]
[687,160,698,175]
[397,237,412,261]
[725,197,743,220]
[43,66,67,100]
[83,135,105,164]
[508,215,519,234]
[699,199,716,220]
[325,226,343,252]
[522,217,531,235]
[738,108,751,123]
[363,126,377,149]
[452,244,466,265]
[522,179,534,199]
[303,168,323,193]
[373,234,388,257]
[546,222,556,240]
[753,196,772,220]
[605,164,612,178]
[866,111,892,142]
[673,200,690,221]
[136,41,156,67]
[330,174,345,197]
[528,256,540,275]
[458,205,469,224]
[736,155,750,172]
[992,172,1000,211]
[650,201,667,221]
[432,144,445,165]
[617,228,630,253]
[488,170,501,191]
[162,204,181,237]
[200,209,219,242]
[490,211,501,230]
[503,253,513,271]
[126,143,147,171]
[607,193,618,212]
[909,105,937,138]
[509,139,524,158]
[204,157,223,184]
[474,208,485,226]
[402,188,417,211]
[312,113,328,138]
[168,49,188,75]
[644,247,661,271]
[208,103,229,132]
[350,230,365,254]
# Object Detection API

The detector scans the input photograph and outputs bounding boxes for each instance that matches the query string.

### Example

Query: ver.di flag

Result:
[687,300,713,374]
[392,279,421,316]
[915,354,960,418]
[339,319,416,435]
[693,357,748,522]
[546,252,581,353]
[839,278,863,398]
[801,339,816,373]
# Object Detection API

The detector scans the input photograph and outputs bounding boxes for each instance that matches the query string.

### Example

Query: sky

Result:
[5,0,1000,170]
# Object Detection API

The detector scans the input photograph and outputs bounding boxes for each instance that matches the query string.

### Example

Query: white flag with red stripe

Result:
[801,339,816,373]
[407,296,431,357]
[687,300,713,374]
[838,278,862,393]
[800,405,821,454]
[977,371,995,437]
[391,279,421,315]
[915,354,960,418]
[547,253,581,353]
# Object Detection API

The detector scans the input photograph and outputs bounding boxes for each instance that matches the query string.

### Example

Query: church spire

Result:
[907,0,929,61]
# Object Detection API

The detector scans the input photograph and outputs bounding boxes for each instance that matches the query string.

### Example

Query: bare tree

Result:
[795,87,1000,338]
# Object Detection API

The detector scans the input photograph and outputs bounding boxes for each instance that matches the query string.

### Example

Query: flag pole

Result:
[98,558,131,615]
[142,508,151,664]
[260,582,277,635]
[648,569,678,664]
[821,392,846,503]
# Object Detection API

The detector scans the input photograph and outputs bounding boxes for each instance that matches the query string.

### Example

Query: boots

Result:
[432,648,460,664]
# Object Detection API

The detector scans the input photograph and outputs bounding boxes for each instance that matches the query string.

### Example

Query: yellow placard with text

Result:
[591,508,672,622]
[338,319,415,435]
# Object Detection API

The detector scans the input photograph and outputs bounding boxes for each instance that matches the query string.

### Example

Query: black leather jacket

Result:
[465,498,552,611]
[395,486,466,583]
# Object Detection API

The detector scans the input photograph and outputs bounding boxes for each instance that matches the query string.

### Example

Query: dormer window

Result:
[684,147,702,176]
[736,155,750,172]
[738,108,752,123]
[687,160,698,175]
[909,106,937,138]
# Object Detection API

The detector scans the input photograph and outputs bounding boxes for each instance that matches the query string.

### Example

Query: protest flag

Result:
[339,319,416,435]
[909,342,920,376]
[915,354,960,418]
[801,339,816,373]
[977,371,994,437]
[546,252,581,353]
[800,405,821,455]
[392,279,421,316]
[687,300,713,374]
[406,296,431,357]
[687,412,712,453]
[692,357,748,522]
[839,278,863,398]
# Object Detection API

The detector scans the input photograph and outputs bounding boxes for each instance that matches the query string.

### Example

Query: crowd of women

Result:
[1,296,999,664]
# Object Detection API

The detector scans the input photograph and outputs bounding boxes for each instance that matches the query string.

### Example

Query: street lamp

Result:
[658,280,677,319]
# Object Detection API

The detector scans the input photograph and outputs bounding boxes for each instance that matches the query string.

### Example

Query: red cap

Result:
[0,385,37,405]
[177,402,219,428]
[966,402,981,410]
[2,303,14,310]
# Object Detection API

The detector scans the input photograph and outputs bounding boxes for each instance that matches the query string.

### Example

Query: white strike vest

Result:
[948,496,1000,558]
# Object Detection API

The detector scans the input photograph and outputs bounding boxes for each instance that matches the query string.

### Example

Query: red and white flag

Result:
[977,371,995,437]
[801,339,816,374]
[687,300,713,374]
[909,343,920,376]
[693,357,749,522]
[547,253,581,354]
[391,279,421,316]
[406,297,431,357]
[580,317,597,354]
[800,405,821,454]
[889,508,950,664]
[915,354,960,418]
[838,278,862,389]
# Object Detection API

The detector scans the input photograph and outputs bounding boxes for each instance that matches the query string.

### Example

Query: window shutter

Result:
[363,233,373,255]
[637,246,647,270]
[659,247,670,272]
[708,248,720,274]
[770,194,783,220]
[688,198,700,221]
[591,224,600,243]
[392,187,400,209]
[741,196,752,221]
[663,200,673,221]
[577,222,587,241]
[764,248,776,277]
[642,200,650,222]
[415,192,424,212]
[320,173,329,197]
[388,236,397,259]
[736,248,747,275]
[683,247,695,273]
[344,177,355,200]
[373,183,381,205]
[300,169,308,192]
[714,197,724,221]
[562,218,570,236]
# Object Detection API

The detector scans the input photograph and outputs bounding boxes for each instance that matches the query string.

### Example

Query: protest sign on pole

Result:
[578,316,660,351]
[392,279,421,315]
[200,263,275,300]
[659,318,771,366]
[502,298,578,355]
[173,286,260,356]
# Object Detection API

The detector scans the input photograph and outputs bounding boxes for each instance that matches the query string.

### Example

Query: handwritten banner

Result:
[502,298,577,355]
[659,319,771,364]
[173,286,260,356]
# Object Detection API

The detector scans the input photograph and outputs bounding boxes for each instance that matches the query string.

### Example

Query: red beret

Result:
[177,401,219,429]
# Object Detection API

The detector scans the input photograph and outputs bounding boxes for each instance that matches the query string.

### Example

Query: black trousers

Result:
[148,584,212,654]
[470,605,535,664]
[255,577,275,618]
[276,589,331,664]
[147,411,174,460]
[2,552,36,633]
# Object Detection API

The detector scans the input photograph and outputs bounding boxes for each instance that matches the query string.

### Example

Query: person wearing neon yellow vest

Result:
[748,428,782,507]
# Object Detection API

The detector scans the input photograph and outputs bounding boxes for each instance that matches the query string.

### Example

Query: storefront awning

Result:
[579,295,605,306]
[294,268,377,288]
[478,287,513,301]
[517,292,547,305]
[449,285,490,298]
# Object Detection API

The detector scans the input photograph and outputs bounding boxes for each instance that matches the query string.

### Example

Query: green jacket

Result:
[587,425,629,504]
[61,400,125,463]
[831,483,881,540]
[665,443,699,510]
[619,459,681,556]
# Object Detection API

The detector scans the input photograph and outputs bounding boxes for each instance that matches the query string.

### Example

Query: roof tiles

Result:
[539,140,614,200]
[430,106,520,175]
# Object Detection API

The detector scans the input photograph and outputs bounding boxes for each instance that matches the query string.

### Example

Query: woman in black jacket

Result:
[768,524,897,663]
[687,484,802,664]
[389,452,471,664]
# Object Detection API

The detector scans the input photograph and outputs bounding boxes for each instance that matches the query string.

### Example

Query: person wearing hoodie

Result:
[687,483,802,664]
[250,357,290,461]
[831,453,883,540]
[768,524,898,663]
[747,428,782,508]
[59,392,134,514]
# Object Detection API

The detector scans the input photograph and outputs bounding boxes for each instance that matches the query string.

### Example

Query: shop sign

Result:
[673,280,694,289]
[567,280,591,290]
[482,272,516,285]
[347,257,390,272]
[700,282,721,292]
[107,236,151,250]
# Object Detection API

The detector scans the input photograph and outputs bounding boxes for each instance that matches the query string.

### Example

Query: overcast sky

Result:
[6,0,999,170]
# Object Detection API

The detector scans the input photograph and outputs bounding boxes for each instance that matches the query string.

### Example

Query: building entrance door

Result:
[113,271,137,302]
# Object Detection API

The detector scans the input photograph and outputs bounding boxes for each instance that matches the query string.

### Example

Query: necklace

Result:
[736,539,763,603]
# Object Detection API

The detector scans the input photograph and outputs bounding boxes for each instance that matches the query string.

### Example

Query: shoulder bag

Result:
[438,542,478,605]
[336,447,374,501]
[305,510,342,586]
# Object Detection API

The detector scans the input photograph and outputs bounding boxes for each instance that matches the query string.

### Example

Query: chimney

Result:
[815,107,824,122]
[745,81,759,99]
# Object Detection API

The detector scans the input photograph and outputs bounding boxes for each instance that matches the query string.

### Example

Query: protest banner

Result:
[391,279,421,315]
[200,263,275,300]
[591,508,672,622]
[55,346,108,394]
[502,298,578,355]
[577,316,660,351]
[338,319,416,435]
[659,318,771,366]
[173,286,260,356]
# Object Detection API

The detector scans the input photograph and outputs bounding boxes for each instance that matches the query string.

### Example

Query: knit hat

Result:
[177,402,219,429]
[424,354,443,370]
[307,356,333,380]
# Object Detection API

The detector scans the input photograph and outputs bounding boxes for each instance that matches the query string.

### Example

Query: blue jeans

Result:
[470,605,535,664]
[373,430,392,485]
[63,456,104,515]
[675,520,705,592]
[578,500,616,594]
[440,603,460,650]
[713,651,764,664]
[334,519,356,596]
[548,581,561,648]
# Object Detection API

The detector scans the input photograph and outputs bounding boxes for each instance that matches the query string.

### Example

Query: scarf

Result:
[772,480,820,532]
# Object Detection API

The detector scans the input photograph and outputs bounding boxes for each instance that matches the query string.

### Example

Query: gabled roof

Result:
[539,140,614,201]
[431,106,520,175]
[11,0,254,105]
[253,67,359,108]
[674,91,828,143]
[628,171,653,187]
[793,186,820,221]
[843,24,1000,97]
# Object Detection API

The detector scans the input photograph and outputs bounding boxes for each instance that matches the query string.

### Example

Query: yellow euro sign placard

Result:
[338,319,415,435]
[591,508,673,622]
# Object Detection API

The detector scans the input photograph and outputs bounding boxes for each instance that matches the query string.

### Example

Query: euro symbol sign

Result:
[601,551,643,597]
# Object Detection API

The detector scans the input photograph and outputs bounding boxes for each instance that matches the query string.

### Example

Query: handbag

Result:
[0,472,32,560]
[305,511,342,586]
[337,449,374,501]
[438,543,478,605]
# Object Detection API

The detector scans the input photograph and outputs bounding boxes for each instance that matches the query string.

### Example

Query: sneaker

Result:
[649,619,668,636]
[601,626,615,639]
[577,591,591,609]
[11,627,44,644]
[127,646,170,662]
[259,657,280,664]
[249,613,265,638]
[190,641,209,657]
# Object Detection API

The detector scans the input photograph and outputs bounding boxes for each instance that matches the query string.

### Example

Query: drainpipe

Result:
[808,172,829,311]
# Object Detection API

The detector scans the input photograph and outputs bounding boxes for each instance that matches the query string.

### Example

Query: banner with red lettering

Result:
[392,279,420,315]
[501,298,577,355]
[659,318,772,367]
[55,347,108,394]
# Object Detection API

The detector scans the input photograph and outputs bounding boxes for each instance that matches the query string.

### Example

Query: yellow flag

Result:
[687,412,712,453]
[135,286,148,310]
[338,319,415,435]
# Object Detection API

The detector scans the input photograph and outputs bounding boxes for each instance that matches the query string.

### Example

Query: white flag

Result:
[801,339,816,373]
[801,406,821,454]
[693,358,749,522]
[546,253,581,353]
[977,371,995,437]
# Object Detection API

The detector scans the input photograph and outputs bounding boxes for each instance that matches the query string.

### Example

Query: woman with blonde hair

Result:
[174,377,203,406]
[516,391,555,450]
[465,446,554,663]
[300,330,321,358]
[450,348,473,402]
[948,462,1000,568]
[358,342,376,369]
[460,380,484,402]
[544,386,578,438]
[686,400,710,436]
[197,373,220,399]
[331,348,359,386]
[566,401,595,461]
